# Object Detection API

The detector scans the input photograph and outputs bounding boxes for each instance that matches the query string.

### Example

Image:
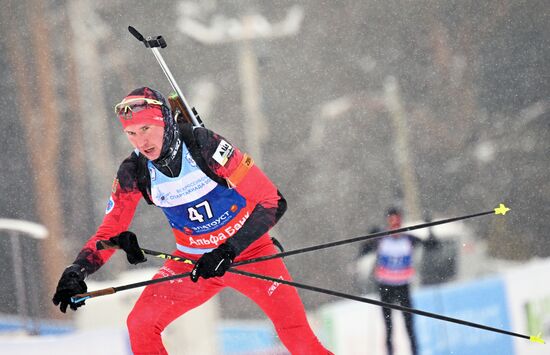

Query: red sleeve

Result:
[194,128,287,255]
[194,128,280,207]
[73,154,143,275]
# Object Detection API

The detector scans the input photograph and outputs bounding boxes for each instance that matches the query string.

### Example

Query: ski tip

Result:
[494,203,511,216]
[530,333,545,344]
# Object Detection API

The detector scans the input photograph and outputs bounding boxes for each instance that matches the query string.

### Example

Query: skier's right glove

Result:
[190,243,236,282]
[109,231,147,265]
[52,264,87,313]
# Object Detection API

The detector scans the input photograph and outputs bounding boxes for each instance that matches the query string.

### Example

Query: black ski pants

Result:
[378,283,418,355]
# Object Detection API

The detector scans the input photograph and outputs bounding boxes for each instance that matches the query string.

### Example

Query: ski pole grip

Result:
[71,287,116,303]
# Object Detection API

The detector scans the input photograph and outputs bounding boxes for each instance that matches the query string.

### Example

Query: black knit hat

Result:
[386,206,402,217]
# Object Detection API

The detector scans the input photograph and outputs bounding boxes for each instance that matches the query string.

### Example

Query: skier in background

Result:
[364,207,421,355]
[52,87,331,354]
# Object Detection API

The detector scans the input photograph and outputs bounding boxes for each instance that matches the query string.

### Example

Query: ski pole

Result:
[128,25,203,127]
[72,204,510,302]
[71,270,193,304]
[98,203,511,269]
[234,203,511,267]
[77,243,544,344]
[230,269,544,344]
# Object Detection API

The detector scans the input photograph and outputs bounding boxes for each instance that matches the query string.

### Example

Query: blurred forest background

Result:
[0,0,548,321]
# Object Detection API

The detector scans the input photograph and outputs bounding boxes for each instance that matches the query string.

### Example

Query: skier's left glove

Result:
[52,264,87,313]
[109,231,147,265]
[191,243,236,282]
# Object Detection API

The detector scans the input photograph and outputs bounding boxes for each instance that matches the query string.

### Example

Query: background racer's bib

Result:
[375,236,415,285]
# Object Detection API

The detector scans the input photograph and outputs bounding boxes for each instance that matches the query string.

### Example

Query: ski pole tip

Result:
[530,333,545,344]
[494,203,511,216]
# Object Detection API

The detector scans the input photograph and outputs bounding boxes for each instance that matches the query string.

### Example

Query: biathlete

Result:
[52,87,331,354]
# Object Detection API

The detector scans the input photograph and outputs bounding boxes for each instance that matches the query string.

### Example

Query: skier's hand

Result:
[191,243,236,282]
[52,264,87,313]
[109,231,147,265]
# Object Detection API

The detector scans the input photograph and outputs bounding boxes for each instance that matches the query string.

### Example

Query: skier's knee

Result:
[126,308,139,333]
[127,306,150,334]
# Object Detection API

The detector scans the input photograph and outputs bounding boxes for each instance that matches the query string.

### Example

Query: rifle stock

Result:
[168,92,203,126]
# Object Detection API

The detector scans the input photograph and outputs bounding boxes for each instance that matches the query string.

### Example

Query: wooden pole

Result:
[1,0,67,318]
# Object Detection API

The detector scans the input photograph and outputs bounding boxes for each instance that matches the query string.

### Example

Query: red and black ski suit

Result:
[72,124,330,354]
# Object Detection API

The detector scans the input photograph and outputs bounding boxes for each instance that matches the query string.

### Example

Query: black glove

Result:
[52,264,87,313]
[191,243,236,282]
[109,231,147,265]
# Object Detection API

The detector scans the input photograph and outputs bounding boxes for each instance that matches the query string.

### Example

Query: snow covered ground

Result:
[1,259,549,354]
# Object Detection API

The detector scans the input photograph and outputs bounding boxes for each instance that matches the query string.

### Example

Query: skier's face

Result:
[124,123,165,160]
[388,214,401,231]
